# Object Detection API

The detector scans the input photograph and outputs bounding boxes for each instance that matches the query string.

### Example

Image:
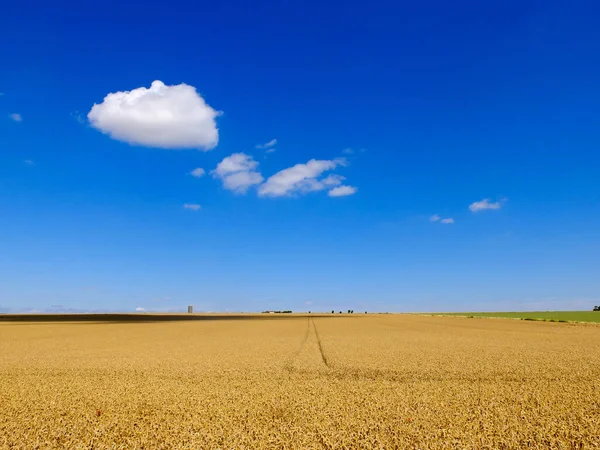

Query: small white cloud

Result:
[321,174,345,186]
[135,307,146,312]
[23,159,34,166]
[88,80,221,150]
[183,203,202,211]
[221,170,264,193]
[258,158,348,197]
[431,214,454,224]
[190,167,205,178]
[328,185,357,197]
[212,153,263,194]
[469,198,504,212]
[213,153,258,175]
[265,147,276,154]
[9,113,22,122]
[256,138,277,149]
[342,148,354,155]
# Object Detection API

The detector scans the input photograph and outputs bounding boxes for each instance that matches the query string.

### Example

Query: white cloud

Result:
[23,159,34,166]
[190,167,205,178]
[183,203,202,211]
[258,158,347,197]
[221,170,264,193]
[469,198,504,212]
[431,214,454,224]
[256,138,277,149]
[213,153,258,176]
[212,153,263,194]
[9,113,22,122]
[135,307,146,312]
[321,174,345,186]
[88,80,220,150]
[328,185,358,197]
[342,148,354,154]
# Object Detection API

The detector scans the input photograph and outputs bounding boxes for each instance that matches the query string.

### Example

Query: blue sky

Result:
[1,0,599,313]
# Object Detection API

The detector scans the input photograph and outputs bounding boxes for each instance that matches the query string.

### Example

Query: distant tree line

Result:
[261,310,292,314]
[594,306,600,311]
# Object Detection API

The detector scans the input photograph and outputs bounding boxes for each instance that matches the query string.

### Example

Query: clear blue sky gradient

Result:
[1,0,599,312]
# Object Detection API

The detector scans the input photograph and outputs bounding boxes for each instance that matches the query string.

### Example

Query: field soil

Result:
[1,314,600,449]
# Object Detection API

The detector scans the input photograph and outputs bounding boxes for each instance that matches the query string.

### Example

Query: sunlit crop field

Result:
[433,311,600,323]
[1,314,600,449]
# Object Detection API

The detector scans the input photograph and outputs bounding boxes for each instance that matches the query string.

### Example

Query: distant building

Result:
[188,305,193,314]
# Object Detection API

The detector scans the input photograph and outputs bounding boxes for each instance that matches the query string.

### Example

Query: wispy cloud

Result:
[212,153,264,194]
[258,158,348,197]
[256,138,277,149]
[328,185,358,197]
[209,154,357,199]
[342,147,366,155]
[135,307,146,312]
[431,214,454,224]
[469,198,505,212]
[190,167,205,178]
[23,159,34,166]
[183,203,202,211]
[9,113,22,122]
[71,111,86,125]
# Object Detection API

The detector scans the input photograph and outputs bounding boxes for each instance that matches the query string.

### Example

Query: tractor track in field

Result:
[283,318,311,372]
[283,317,330,373]
[311,318,330,368]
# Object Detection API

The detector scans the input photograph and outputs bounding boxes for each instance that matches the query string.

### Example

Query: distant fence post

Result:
[188,305,193,314]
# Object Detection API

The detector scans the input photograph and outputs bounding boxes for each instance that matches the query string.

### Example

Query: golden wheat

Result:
[1,315,599,449]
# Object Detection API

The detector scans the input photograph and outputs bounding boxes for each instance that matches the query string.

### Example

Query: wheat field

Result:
[1,314,600,449]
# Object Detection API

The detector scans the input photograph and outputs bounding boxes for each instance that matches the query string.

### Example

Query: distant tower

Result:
[188,305,193,314]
